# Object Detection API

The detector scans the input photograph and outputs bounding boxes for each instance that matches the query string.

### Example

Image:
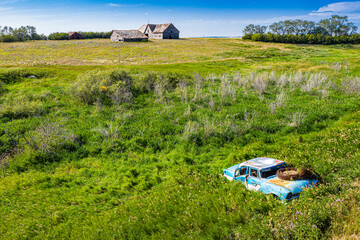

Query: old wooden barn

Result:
[110,30,148,42]
[139,23,179,39]
[69,32,84,40]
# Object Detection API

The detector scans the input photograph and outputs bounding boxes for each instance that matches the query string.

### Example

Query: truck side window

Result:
[240,167,247,175]
[234,169,240,177]
[251,169,258,178]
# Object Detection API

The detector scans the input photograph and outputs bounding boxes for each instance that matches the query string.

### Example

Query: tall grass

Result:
[1,66,360,239]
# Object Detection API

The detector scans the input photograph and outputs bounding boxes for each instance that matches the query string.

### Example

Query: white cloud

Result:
[313,1,360,14]
[108,3,143,7]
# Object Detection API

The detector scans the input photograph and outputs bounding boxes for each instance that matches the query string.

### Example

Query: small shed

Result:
[69,32,84,40]
[110,30,148,42]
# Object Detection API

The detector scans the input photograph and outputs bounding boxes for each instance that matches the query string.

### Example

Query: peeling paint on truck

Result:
[223,157,318,201]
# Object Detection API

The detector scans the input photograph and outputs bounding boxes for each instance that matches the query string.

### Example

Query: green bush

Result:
[0,68,48,84]
[0,81,6,95]
[137,72,158,92]
[47,32,69,40]
[0,97,45,119]
[78,31,112,39]
[8,121,80,171]
[243,33,360,45]
[48,31,112,40]
[71,70,134,105]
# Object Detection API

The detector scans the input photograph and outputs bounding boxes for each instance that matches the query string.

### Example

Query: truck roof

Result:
[240,157,285,170]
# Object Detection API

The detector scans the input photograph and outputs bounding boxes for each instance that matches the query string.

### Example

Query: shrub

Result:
[342,77,360,94]
[47,32,69,40]
[242,34,252,40]
[160,72,189,90]
[0,81,6,95]
[243,33,360,45]
[0,97,45,119]
[24,121,77,154]
[71,70,134,105]
[7,120,79,171]
[0,69,48,84]
[137,72,158,92]
[10,150,60,172]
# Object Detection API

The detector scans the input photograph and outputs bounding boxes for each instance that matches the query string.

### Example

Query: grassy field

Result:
[1,38,360,239]
[1,38,360,74]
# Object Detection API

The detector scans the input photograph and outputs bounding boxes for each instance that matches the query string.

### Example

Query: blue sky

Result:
[0,0,360,36]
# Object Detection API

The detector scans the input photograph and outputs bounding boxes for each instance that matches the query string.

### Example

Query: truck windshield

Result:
[261,165,286,178]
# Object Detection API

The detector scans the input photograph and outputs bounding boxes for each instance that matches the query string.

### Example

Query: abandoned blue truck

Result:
[223,157,318,201]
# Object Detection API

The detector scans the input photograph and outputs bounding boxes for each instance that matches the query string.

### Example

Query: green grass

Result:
[0,39,360,239]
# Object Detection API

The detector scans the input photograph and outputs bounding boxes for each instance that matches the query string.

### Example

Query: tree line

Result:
[0,25,47,42]
[48,31,112,40]
[0,25,112,42]
[242,15,360,44]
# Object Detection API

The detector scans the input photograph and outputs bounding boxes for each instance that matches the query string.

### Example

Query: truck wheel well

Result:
[271,194,280,200]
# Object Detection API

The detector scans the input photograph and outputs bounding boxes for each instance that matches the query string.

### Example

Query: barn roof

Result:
[112,30,148,39]
[69,32,79,36]
[153,23,172,33]
[139,23,179,34]
[139,24,156,33]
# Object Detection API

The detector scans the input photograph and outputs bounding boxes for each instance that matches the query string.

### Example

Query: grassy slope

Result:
[0,39,360,239]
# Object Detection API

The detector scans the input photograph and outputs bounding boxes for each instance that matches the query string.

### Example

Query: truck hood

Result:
[266,177,317,195]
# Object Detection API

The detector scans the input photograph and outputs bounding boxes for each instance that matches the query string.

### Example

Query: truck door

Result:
[246,168,261,191]
[233,166,247,182]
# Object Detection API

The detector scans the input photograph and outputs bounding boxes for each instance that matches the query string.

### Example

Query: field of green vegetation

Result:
[1,38,360,239]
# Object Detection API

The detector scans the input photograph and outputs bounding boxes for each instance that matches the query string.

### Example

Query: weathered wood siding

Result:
[149,33,164,39]
[144,27,152,36]
[162,25,179,39]
[140,23,180,39]
[111,31,148,42]
[69,32,84,40]
[110,32,122,41]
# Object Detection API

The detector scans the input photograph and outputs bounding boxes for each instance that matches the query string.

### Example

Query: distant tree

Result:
[12,26,28,41]
[248,15,359,45]
[311,26,329,36]
[270,20,315,35]
[269,22,284,35]
[0,25,44,42]
[300,20,316,35]
[243,32,360,45]
[269,21,294,35]
[243,24,268,35]
[1,26,13,35]
[317,15,357,36]
[25,25,42,40]
[78,31,112,39]
[283,20,295,35]
[48,32,69,40]
[47,31,112,40]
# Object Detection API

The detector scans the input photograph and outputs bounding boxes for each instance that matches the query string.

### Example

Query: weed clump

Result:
[0,81,6,96]
[71,70,133,105]
[7,120,80,172]
[342,76,360,95]
[0,68,48,84]
[0,96,45,119]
